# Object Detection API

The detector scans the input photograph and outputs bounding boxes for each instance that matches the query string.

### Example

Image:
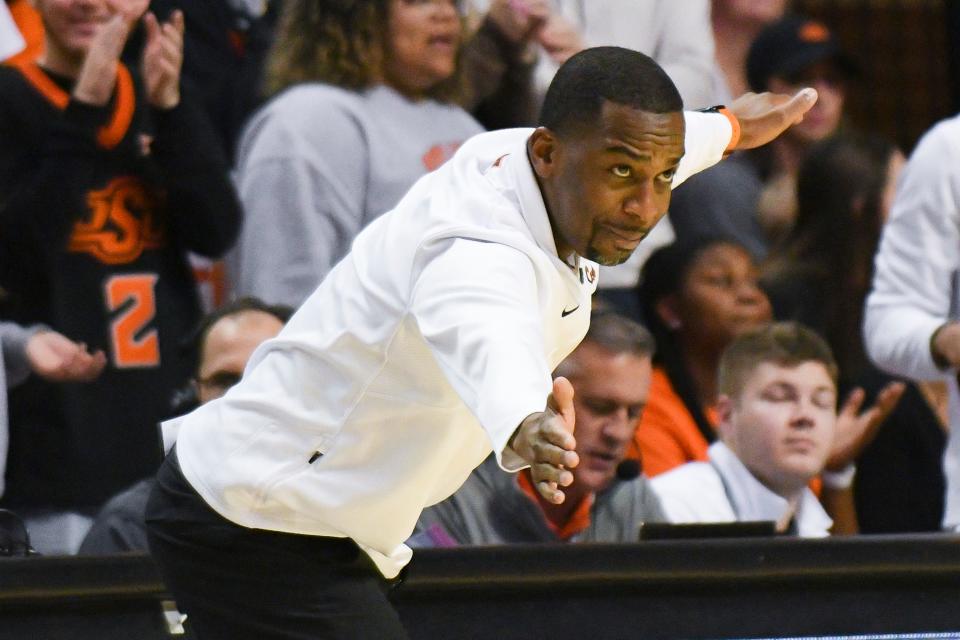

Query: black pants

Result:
[145,450,408,639]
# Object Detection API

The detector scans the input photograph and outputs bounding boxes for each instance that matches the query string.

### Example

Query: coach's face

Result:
[529,101,685,266]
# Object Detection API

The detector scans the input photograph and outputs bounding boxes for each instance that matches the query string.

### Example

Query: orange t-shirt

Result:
[626,367,718,477]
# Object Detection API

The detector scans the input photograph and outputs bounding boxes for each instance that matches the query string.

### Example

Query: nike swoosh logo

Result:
[561,305,580,317]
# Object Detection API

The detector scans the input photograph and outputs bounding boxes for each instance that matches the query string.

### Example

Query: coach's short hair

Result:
[539,46,684,137]
[718,322,838,398]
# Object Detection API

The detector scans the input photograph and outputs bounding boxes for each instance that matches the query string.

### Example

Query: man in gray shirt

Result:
[415,311,665,546]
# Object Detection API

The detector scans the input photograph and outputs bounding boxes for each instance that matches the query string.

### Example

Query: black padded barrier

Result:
[1,535,959,639]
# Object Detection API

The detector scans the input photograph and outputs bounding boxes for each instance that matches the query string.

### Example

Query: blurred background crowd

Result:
[1,0,959,561]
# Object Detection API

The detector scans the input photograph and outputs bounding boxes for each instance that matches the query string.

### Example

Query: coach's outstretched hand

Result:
[510,377,579,504]
[730,87,818,151]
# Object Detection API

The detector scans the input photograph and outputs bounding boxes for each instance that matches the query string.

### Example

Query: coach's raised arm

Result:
[727,87,819,150]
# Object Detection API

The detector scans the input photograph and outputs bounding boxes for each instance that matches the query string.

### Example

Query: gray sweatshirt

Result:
[229,83,483,307]
[414,454,667,546]
[1,322,35,498]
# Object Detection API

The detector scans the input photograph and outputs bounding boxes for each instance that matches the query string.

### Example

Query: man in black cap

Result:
[668,13,857,255]
[745,13,857,242]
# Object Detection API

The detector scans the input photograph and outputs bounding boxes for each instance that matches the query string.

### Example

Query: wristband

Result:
[821,463,856,490]
[699,105,741,154]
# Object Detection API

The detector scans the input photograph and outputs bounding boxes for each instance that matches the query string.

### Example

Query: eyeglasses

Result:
[196,371,243,396]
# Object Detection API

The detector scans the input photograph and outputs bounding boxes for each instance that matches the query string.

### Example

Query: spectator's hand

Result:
[72,13,133,106]
[487,0,550,44]
[728,88,819,151]
[756,171,798,241]
[25,331,107,383]
[142,10,184,110]
[107,0,149,23]
[71,0,147,106]
[536,12,585,66]
[827,382,905,471]
[931,321,960,369]
[510,377,578,504]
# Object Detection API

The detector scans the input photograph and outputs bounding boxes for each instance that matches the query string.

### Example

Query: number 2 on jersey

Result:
[105,273,160,368]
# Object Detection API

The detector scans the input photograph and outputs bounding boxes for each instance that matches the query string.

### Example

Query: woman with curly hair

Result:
[628,236,773,476]
[229,0,483,307]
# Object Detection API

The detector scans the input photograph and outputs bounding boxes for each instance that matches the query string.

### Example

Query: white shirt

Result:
[460,0,714,109]
[230,83,483,307]
[864,114,960,528]
[531,0,715,110]
[0,2,25,62]
[651,442,832,537]
[170,114,733,578]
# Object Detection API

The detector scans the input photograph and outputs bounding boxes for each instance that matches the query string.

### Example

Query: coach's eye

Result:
[612,165,631,178]
[657,168,677,184]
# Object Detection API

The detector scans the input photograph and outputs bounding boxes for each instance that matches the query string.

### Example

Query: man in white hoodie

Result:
[145,45,817,639]
[865,113,960,532]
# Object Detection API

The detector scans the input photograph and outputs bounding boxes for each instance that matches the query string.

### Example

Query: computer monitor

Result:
[638,520,777,541]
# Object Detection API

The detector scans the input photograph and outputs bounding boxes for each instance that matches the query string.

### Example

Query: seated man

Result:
[651,322,837,536]
[414,311,665,546]
[78,297,291,554]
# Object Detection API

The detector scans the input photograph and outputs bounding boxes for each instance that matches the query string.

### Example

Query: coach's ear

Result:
[528,127,560,179]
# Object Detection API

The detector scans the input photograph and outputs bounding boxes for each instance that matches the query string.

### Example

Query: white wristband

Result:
[821,464,856,490]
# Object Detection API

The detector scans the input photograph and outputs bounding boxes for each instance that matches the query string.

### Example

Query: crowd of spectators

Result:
[0,0,958,602]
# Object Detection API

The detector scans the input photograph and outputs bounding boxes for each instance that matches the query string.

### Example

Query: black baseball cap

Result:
[746,14,858,92]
